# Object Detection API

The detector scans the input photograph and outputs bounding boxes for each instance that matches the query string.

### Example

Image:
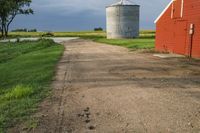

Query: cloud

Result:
[32,0,113,15]
[32,0,170,15]
[11,0,172,31]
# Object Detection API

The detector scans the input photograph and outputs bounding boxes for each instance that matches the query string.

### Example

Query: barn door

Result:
[173,20,187,54]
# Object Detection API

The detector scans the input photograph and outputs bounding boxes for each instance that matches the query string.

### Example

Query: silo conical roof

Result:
[111,0,136,6]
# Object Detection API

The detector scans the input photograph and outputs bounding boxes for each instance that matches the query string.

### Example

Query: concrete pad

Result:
[153,53,185,58]
[49,37,79,43]
[0,37,79,43]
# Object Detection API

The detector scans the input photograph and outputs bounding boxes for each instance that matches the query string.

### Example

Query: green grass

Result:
[94,38,155,50]
[7,30,155,38]
[8,31,106,38]
[6,30,155,50]
[0,39,64,132]
[3,85,34,100]
[89,30,155,50]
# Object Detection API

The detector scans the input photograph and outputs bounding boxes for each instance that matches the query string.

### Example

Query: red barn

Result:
[155,0,200,58]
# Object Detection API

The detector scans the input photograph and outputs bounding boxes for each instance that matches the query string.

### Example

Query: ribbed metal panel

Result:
[106,1,140,39]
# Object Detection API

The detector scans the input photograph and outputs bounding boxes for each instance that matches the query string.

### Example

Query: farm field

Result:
[0,40,64,132]
[7,30,155,50]
[8,31,106,38]
[8,30,155,38]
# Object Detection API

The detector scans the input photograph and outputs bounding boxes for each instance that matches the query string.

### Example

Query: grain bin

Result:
[106,0,140,39]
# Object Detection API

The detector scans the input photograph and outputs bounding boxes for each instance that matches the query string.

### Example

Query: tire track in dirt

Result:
[55,54,72,133]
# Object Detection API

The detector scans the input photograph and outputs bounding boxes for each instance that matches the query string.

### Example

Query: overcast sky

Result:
[10,0,171,31]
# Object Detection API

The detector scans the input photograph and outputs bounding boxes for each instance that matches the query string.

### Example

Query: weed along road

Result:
[20,39,200,133]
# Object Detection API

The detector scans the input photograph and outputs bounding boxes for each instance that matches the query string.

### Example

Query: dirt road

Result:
[23,39,200,132]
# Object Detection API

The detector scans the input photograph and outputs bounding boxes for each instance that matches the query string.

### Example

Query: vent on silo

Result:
[106,0,140,39]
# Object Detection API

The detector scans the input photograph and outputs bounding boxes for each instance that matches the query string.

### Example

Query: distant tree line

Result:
[11,28,37,32]
[94,27,103,31]
[0,0,33,38]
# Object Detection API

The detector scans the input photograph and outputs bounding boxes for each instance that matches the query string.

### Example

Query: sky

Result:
[10,0,171,31]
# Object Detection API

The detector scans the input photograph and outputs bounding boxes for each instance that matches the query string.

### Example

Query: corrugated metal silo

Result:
[106,0,140,39]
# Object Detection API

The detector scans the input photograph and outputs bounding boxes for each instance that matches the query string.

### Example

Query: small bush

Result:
[41,32,54,37]
[94,27,103,31]
[28,29,37,32]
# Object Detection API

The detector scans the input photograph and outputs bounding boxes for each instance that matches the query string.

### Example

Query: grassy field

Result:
[89,30,155,50]
[8,31,106,38]
[0,39,64,132]
[8,30,155,37]
[8,30,155,50]
[94,38,155,49]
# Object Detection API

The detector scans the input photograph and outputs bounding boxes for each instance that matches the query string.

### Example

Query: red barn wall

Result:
[155,0,200,58]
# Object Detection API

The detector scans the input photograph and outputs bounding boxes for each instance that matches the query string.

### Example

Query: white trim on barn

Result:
[171,1,174,19]
[181,0,184,18]
[154,0,174,23]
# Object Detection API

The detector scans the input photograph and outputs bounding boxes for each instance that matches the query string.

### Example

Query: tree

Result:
[0,17,2,37]
[0,0,33,38]
[94,27,103,31]
[0,0,14,37]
